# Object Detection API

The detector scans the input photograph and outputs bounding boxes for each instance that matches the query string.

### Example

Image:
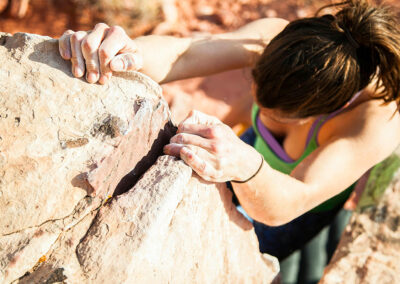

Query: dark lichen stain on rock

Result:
[60,136,89,149]
[65,138,89,148]
[389,216,400,232]
[0,34,9,46]
[91,115,123,139]
[15,117,20,126]
[34,229,44,238]
[44,268,67,284]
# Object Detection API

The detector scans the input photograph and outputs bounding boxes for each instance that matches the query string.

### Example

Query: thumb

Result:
[110,53,143,72]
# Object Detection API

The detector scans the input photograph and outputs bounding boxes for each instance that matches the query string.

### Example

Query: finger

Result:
[59,30,74,59]
[163,143,184,157]
[81,23,109,84]
[170,133,218,153]
[180,147,219,181]
[99,25,140,73]
[110,53,143,72]
[96,26,130,83]
[178,123,221,139]
[70,31,87,78]
[179,110,222,126]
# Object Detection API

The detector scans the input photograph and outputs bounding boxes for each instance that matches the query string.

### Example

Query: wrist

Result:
[232,147,264,183]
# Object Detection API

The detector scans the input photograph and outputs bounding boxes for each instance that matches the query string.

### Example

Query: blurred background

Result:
[1,0,399,130]
[1,1,400,283]
[1,0,399,38]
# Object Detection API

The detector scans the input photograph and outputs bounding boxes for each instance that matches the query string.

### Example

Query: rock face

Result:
[321,150,400,284]
[17,156,278,283]
[0,33,278,283]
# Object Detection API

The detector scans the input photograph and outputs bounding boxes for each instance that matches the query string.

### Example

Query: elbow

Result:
[257,216,292,227]
[250,210,294,227]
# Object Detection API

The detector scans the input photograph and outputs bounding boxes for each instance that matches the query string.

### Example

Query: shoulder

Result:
[319,97,400,161]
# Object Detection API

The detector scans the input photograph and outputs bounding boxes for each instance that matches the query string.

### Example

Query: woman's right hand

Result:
[58,23,143,84]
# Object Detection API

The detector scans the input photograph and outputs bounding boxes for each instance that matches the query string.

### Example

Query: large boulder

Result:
[0,32,278,283]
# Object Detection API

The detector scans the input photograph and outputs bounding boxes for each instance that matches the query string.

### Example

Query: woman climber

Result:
[58,0,400,281]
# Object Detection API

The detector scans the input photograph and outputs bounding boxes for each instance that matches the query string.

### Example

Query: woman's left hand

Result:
[163,110,261,183]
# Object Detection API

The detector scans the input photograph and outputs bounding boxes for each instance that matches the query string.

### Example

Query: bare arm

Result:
[164,101,400,226]
[58,18,288,84]
[234,101,400,225]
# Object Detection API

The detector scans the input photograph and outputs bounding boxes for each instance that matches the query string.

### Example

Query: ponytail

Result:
[323,0,400,107]
[253,0,400,117]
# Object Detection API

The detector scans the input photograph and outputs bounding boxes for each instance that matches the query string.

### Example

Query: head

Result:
[252,0,400,119]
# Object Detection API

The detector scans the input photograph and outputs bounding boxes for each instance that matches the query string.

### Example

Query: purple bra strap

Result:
[305,115,325,146]
[256,91,362,161]
[256,117,295,163]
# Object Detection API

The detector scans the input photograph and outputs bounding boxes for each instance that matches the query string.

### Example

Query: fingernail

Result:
[62,49,71,59]
[74,66,84,78]
[163,146,169,154]
[64,49,71,59]
[110,58,124,71]
[87,72,99,83]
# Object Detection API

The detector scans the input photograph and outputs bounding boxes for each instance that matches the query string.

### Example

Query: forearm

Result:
[232,161,318,226]
[59,18,287,84]
[134,34,262,84]
[133,35,191,83]
[134,18,288,84]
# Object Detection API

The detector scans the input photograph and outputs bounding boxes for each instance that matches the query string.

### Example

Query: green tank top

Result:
[251,105,355,212]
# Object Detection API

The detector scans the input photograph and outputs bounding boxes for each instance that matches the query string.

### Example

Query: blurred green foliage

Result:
[357,153,400,212]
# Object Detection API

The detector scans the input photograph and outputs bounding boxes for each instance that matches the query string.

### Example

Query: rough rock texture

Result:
[18,156,278,283]
[321,148,400,284]
[0,31,173,283]
[0,33,278,283]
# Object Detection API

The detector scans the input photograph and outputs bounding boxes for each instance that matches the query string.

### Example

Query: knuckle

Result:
[70,33,79,42]
[212,170,222,180]
[70,57,80,65]
[214,124,224,133]
[98,47,111,61]
[109,25,124,34]
[206,126,218,138]
[94,22,109,30]
[198,161,206,173]
[219,156,227,168]
[71,31,86,41]
[86,62,98,71]
[81,39,95,52]
[210,141,222,153]
[64,29,74,35]
[180,147,189,158]
[176,133,185,144]
[76,30,86,36]
[177,122,186,133]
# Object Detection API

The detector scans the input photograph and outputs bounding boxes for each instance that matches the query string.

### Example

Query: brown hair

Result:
[252,0,400,118]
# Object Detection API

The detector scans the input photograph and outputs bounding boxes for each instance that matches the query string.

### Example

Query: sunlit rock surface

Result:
[0,32,278,283]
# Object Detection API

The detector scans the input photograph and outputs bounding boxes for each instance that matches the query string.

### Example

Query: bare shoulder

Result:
[319,98,400,159]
